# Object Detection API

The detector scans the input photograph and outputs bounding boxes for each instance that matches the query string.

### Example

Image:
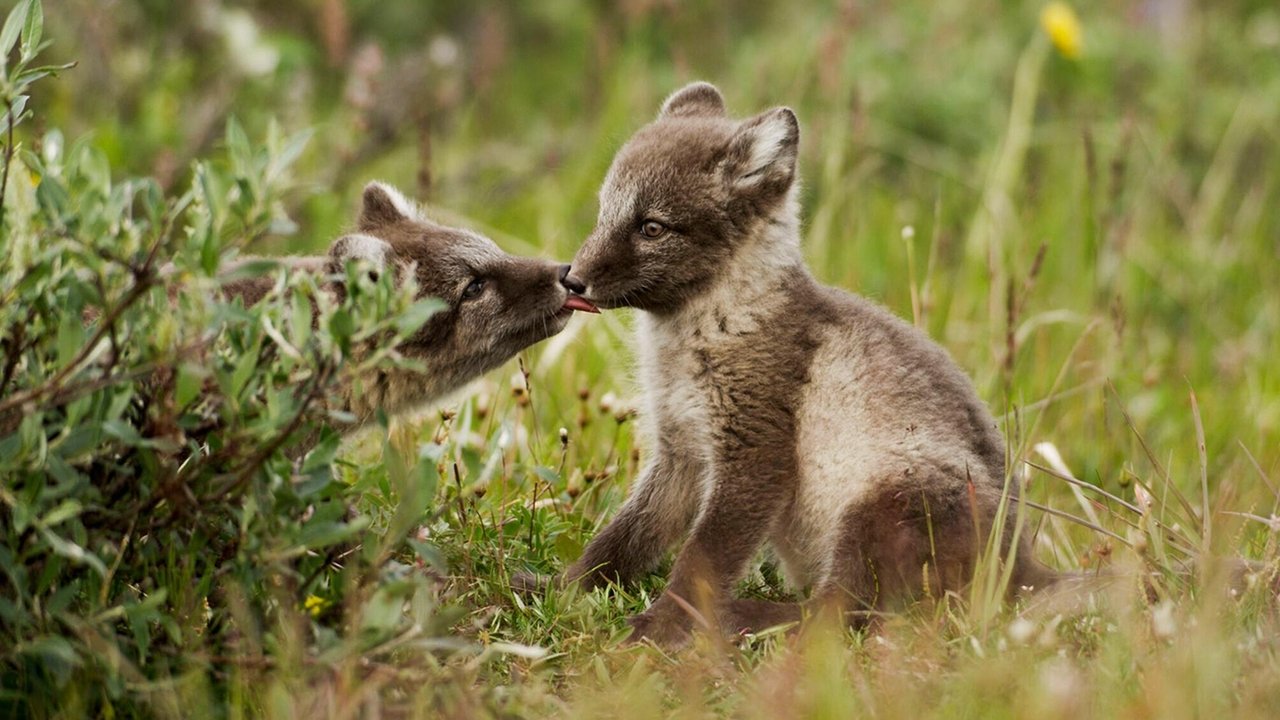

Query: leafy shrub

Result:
[0,2,458,714]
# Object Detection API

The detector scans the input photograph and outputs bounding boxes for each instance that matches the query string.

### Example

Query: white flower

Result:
[219,9,279,77]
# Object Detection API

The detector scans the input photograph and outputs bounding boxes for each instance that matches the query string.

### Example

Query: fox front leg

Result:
[561,443,705,591]
[626,447,794,649]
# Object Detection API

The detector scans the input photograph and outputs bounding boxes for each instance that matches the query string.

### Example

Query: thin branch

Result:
[0,225,172,421]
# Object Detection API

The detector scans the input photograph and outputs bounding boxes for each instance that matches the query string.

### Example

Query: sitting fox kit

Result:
[225,182,593,429]
[560,83,1049,646]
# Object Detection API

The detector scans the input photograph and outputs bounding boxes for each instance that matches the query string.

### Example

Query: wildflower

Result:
[304,594,329,618]
[1040,2,1083,60]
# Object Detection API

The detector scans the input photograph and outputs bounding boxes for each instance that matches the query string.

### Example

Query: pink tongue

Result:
[562,295,600,314]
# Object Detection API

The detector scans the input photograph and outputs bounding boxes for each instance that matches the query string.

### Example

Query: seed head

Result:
[599,391,617,415]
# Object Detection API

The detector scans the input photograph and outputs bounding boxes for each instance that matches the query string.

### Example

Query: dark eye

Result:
[640,220,667,238]
[461,278,486,300]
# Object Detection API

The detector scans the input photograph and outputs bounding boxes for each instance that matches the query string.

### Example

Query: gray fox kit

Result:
[224,181,598,431]
[557,83,1049,647]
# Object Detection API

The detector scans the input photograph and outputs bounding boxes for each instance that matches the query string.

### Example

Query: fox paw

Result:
[625,607,694,650]
[510,570,558,595]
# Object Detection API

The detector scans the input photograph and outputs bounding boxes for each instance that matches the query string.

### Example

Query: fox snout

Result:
[559,264,587,295]
[558,264,600,314]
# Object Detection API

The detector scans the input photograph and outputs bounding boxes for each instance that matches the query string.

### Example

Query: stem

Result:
[0,98,13,231]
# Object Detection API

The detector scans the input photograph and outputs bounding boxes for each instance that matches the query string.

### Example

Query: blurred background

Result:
[32,0,1280,518]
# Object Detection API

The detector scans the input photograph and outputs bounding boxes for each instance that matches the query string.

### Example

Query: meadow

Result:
[2,0,1280,717]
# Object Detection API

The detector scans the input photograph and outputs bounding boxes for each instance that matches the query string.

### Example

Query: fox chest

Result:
[640,324,798,454]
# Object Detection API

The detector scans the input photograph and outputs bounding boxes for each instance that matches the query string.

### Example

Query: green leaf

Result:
[100,420,144,447]
[35,174,70,224]
[0,94,28,135]
[290,291,312,349]
[407,539,447,573]
[295,515,370,550]
[0,597,19,625]
[12,61,75,85]
[228,334,263,399]
[52,425,100,460]
[359,581,414,638]
[55,310,84,367]
[0,0,31,70]
[40,499,82,528]
[270,127,313,180]
[175,362,206,409]
[124,589,167,665]
[44,454,84,486]
[18,0,41,62]
[300,427,341,476]
[38,527,107,578]
[225,117,252,170]
[10,498,32,533]
[19,635,81,670]
[395,297,446,336]
[328,308,354,354]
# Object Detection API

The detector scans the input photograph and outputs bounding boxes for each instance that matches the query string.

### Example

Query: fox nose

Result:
[559,264,587,294]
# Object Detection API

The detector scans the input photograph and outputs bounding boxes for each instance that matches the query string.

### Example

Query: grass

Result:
[18,0,1280,716]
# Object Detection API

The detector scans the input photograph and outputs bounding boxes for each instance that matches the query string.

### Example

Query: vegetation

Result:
[2,0,1279,717]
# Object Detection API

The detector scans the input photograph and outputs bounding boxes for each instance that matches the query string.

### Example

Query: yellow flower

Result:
[1040,2,1083,60]
[304,594,328,617]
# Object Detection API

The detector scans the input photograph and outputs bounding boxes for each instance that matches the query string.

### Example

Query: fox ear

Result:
[722,107,799,195]
[359,181,420,231]
[328,233,392,279]
[659,81,727,119]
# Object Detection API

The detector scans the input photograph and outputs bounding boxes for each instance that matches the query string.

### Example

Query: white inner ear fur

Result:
[332,233,392,269]
[735,111,798,182]
[369,181,426,222]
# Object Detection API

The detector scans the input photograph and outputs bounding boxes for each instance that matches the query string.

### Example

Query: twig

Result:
[0,220,172,419]
[202,359,336,504]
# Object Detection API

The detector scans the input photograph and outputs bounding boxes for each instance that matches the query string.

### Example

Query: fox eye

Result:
[639,220,667,238]
[461,278,486,300]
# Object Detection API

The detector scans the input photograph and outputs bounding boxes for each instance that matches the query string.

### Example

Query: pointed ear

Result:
[359,181,420,231]
[659,81,727,120]
[722,107,799,195]
[328,233,392,279]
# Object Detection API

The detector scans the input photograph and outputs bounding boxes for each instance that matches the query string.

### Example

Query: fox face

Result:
[329,182,593,414]
[564,83,801,314]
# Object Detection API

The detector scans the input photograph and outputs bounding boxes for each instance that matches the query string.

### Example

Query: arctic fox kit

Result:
[226,181,597,431]
[559,83,1050,646]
